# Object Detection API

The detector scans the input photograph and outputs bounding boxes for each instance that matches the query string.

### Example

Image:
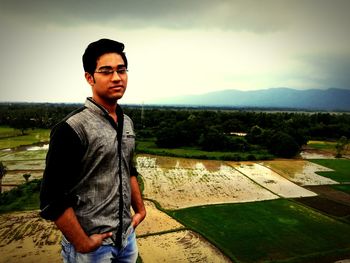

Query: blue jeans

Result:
[61,229,138,263]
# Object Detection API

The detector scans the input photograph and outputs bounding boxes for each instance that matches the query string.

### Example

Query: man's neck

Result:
[92,96,117,113]
[91,96,118,122]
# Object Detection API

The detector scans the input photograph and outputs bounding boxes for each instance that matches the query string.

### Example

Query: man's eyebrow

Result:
[97,64,126,70]
[117,64,127,69]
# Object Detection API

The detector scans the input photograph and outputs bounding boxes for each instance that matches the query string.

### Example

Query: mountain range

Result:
[148,88,350,111]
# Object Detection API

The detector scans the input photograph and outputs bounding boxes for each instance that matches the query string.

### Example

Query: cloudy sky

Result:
[0,0,349,104]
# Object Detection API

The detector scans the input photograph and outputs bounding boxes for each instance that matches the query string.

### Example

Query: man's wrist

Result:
[73,235,93,253]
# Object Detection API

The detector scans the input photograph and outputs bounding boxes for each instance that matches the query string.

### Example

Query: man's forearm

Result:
[55,207,112,253]
[55,207,92,252]
[130,176,146,227]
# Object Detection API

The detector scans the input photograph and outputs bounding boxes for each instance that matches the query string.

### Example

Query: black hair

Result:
[82,38,128,75]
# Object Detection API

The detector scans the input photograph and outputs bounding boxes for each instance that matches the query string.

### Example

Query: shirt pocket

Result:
[122,130,135,161]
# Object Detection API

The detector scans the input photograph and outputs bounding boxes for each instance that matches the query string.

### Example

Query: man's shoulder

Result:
[64,106,99,130]
[123,113,132,123]
[63,106,88,123]
[51,106,88,136]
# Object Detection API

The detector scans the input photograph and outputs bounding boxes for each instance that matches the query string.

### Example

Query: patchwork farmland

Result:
[1,150,350,262]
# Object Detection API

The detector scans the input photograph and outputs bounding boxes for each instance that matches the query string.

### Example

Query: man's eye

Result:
[117,69,127,74]
[96,70,113,75]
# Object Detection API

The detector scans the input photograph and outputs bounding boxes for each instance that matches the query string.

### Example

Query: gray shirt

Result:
[40,98,137,247]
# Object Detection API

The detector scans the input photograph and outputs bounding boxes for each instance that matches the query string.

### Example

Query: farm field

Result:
[0,148,46,192]
[137,155,350,262]
[136,155,342,210]
[1,148,350,262]
[262,159,337,185]
[170,199,350,263]
[0,127,49,150]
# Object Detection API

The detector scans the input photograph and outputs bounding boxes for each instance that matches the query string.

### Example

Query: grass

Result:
[309,159,350,183]
[0,126,50,150]
[307,140,337,151]
[136,140,274,161]
[0,149,47,161]
[307,140,350,156]
[0,179,41,213]
[169,199,350,263]
[0,126,22,138]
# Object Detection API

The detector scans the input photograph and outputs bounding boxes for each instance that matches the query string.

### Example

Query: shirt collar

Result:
[85,97,124,121]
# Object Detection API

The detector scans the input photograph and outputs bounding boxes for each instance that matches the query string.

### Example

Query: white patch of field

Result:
[262,160,337,186]
[137,156,279,209]
[300,151,335,159]
[27,144,49,151]
[136,201,184,236]
[231,162,317,198]
[138,230,232,263]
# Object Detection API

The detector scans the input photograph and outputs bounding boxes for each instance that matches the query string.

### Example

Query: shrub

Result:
[268,131,300,158]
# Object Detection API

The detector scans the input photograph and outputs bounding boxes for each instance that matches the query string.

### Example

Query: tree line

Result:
[125,106,349,158]
[1,103,349,158]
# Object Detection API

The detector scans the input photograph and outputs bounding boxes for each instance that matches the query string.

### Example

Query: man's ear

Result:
[85,72,95,86]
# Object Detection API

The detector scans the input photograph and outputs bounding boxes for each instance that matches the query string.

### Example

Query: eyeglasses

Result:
[95,68,128,76]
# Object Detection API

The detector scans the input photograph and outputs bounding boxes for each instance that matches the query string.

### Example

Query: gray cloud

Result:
[1,0,349,34]
[300,53,350,89]
[1,0,350,103]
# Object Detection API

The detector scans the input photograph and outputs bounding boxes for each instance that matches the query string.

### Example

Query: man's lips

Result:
[110,85,124,90]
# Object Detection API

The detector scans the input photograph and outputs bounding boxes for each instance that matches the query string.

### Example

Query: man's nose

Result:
[111,71,121,81]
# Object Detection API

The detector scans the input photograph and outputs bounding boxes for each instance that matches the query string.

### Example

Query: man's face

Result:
[86,52,128,104]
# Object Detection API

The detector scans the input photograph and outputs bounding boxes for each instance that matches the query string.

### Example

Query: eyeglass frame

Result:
[94,66,128,76]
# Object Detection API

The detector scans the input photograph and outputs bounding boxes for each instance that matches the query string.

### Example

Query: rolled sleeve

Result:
[40,122,85,221]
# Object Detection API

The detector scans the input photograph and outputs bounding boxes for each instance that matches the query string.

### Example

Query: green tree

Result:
[199,127,228,151]
[335,136,348,158]
[9,113,34,135]
[156,125,181,148]
[246,125,264,145]
[0,162,7,194]
[268,131,300,158]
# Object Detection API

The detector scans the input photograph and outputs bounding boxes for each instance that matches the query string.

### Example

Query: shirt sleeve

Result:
[130,158,139,177]
[40,121,85,221]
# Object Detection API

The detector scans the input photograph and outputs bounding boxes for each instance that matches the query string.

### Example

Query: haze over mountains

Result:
[148,88,350,111]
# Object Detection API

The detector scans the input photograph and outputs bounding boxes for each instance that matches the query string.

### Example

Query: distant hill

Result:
[149,88,350,111]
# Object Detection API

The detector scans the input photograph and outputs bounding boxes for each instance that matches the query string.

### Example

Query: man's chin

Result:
[109,93,124,102]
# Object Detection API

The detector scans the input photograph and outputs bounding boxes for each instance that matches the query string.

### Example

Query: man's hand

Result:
[55,208,113,254]
[130,176,146,229]
[75,232,113,253]
[132,211,146,228]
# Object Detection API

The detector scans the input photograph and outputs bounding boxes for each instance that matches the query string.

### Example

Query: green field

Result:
[0,179,41,213]
[310,159,350,183]
[170,199,350,263]
[0,126,22,138]
[136,140,274,161]
[0,126,50,150]
[307,140,337,151]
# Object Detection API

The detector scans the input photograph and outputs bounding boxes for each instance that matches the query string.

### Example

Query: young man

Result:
[40,39,146,263]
